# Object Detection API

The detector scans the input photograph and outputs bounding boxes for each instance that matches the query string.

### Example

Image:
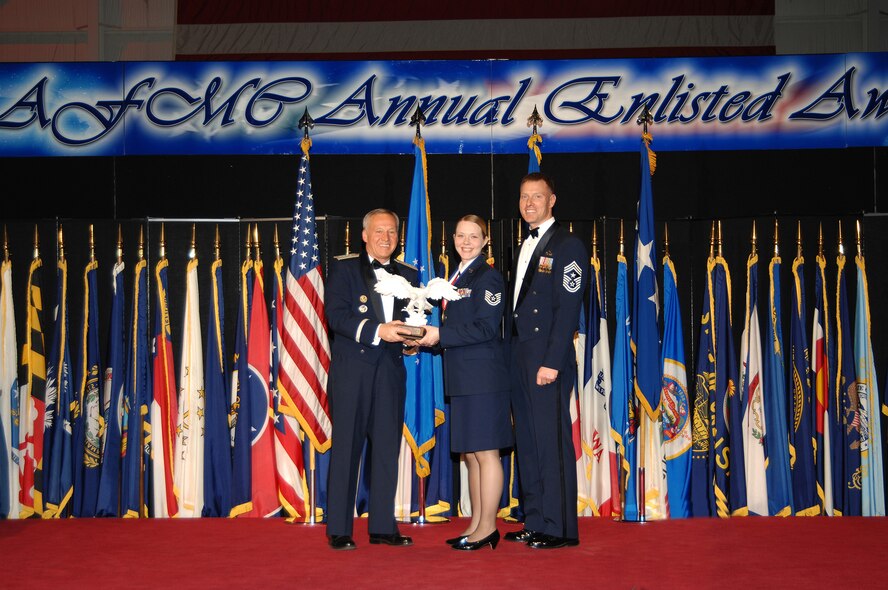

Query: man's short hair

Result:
[362,208,400,230]
[520,172,555,194]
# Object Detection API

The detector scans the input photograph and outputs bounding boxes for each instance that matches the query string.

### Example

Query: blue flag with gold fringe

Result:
[612,250,636,520]
[121,257,150,518]
[763,251,794,516]
[43,255,74,518]
[203,255,232,517]
[73,258,102,517]
[403,136,445,480]
[790,251,818,515]
[691,255,716,517]
[230,257,254,516]
[96,259,126,516]
[835,250,860,515]
[662,252,691,518]
[713,254,746,517]
[528,131,541,173]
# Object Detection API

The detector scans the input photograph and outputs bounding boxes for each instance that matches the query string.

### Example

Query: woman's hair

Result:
[457,214,488,238]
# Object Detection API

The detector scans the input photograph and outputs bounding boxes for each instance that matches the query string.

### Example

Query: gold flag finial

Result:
[189,223,197,260]
[138,225,144,261]
[856,219,862,258]
[33,224,40,260]
[244,223,252,261]
[569,221,574,233]
[274,224,281,260]
[58,224,65,262]
[516,220,523,247]
[438,220,450,277]
[253,224,261,260]
[750,220,757,256]
[440,221,446,255]
[89,224,95,263]
[214,224,221,261]
[709,221,715,259]
[592,221,598,261]
[773,218,779,258]
[344,221,351,255]
[159,222,166,261]
[838,219,844,257]
[818,222,824,258]
[796,220,802,260]
[116,224,123,264]
[717,220,723,258]
[664,222,670,257]
[619,219,625,257]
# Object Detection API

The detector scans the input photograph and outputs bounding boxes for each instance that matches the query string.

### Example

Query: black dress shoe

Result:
[452,530,500,551]
[528,534,580,549]
[328,535,356,550]
[445,535,468,546]
[368,533,414,546]
[503,528,538,543]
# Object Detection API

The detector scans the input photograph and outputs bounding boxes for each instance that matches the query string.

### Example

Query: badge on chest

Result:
[538,255,553,274]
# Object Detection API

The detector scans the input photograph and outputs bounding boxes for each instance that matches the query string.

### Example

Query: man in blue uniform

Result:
[325,208,419,550]
[505,173,587,549]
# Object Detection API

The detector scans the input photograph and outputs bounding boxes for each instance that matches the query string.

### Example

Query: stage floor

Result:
[1,515,886,588]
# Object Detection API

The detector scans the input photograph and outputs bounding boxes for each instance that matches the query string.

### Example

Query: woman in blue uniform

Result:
[418,214,511,551]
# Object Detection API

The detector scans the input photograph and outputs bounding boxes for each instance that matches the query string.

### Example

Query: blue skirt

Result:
[449,390,513,453]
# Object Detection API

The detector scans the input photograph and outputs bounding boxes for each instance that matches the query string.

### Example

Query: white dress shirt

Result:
[513,217,555,308]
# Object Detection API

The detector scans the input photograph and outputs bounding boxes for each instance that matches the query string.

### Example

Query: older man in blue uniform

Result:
[325,208,419,550]
[505,172,587,549]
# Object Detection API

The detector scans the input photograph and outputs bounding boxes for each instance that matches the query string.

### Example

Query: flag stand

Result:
[292,446,321,525]
[407,471,449,525]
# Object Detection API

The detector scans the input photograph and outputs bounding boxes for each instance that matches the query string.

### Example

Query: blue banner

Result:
[2,54,888,156]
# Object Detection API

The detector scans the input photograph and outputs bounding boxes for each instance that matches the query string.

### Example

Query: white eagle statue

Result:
[374,271,461,326]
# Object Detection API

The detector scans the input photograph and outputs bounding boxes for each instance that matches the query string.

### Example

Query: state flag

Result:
[96,258,126,516]
[121,256,151,518]
[762,245,793,516]
[19,244,47,518]
[150,256,179,518]
[174,254,205,517]
[0,256,20,519]
[661,250,691,518]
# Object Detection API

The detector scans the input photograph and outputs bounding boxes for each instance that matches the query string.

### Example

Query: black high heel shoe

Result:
[452,529,500,551]
[445,535,468,546]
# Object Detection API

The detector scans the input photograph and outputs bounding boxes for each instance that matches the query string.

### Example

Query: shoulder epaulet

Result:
[395,259,417,270]
[334,253,360,261]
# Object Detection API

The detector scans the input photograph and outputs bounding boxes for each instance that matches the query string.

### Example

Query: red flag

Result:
[151,259,178,517]
[240,260,280,517]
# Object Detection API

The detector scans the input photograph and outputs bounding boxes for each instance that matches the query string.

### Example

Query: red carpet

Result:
[2,516,887,588]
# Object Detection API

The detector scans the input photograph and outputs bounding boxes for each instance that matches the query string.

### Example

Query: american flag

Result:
[278,138,332,453]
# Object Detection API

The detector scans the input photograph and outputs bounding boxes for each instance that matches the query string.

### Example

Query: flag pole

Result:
[137,224,146,517]
[636,106,655,524]
[618,218,627,521]
[293,108,322,526]
[409,105,430,525]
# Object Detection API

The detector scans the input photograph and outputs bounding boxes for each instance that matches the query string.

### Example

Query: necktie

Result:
[527,226,540,239]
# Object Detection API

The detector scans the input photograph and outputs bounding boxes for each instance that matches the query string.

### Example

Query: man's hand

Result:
[536,366,559,387]
[416,325,440,348]
[378,320,408,343]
